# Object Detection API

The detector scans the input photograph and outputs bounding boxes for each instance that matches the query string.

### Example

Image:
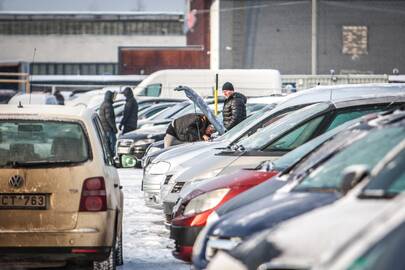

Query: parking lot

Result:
[118,169,188,270]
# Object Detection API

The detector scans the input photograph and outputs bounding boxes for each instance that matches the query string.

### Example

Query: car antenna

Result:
[17,101,23,108]
[29,47,37,105]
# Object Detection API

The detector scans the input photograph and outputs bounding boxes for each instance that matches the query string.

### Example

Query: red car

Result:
[169,169,278,262]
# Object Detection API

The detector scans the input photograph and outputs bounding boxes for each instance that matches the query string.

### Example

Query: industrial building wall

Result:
[0,35,186,63]
[219,0,405,75]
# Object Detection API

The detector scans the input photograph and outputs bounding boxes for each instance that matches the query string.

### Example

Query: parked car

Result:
[200,108,405,269]
[0,104,124,270]
[169,116,366,262]
[163,95,405,224]
[115,99,226,167]
[8,93,58,105]
[142,84,405,211]
[315,196,405,270]
[0,89,16,104]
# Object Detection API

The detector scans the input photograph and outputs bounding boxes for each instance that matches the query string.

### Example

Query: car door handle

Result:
[114,184,119,188]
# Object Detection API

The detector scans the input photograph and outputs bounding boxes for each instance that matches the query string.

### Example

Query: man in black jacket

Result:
[99,91,118,154]
[164,113,214,148]
[222,82,247,130]
[120,87,138,134]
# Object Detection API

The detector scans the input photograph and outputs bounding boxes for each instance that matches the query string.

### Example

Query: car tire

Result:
[93,244,117,270]
[115,229,124,266]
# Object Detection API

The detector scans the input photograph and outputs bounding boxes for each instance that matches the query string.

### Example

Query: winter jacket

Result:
[121,88,138,134]
[99,91,118,134]
[167,113,209,142]
[222,92,247,130]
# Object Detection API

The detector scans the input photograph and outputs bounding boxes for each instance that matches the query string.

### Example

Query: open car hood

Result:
[175,85,225,135]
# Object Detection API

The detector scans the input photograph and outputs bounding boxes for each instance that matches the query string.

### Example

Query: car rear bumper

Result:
[0,211,116,248]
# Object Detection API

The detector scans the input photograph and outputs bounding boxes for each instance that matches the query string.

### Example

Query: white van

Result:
[133,69,282,98]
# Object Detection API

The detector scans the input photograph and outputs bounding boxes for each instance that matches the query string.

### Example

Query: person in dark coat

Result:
[120,87,138,134]
[222,82,247,130]
[164,113,214,148]
[53,90,65,105]
[99,91,118,155]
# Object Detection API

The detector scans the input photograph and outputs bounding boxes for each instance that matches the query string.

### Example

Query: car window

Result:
[362,148,405,195]
[92,116,114,165]
[294,127,404,192]
[265,115,325,152]
[347,221,405,270]
[238,103,330,151]
[326,106,384,132]
[144,84,162,97]
[0,120,89,167]
[272,118,359,172]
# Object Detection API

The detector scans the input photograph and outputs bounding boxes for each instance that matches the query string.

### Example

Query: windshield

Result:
[361,146,405,197]
[238,103,330,151]
[0,120,89,167]
[272,118,360,172]
[151,102,190,120]
[294,126,405,192]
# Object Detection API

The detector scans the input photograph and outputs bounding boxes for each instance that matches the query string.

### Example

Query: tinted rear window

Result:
[0,120,89,167]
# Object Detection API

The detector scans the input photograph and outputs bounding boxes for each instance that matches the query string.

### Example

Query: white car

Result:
[8,93,58,105]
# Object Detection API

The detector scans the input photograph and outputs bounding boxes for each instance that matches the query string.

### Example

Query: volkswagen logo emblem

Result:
[9,175,24,189]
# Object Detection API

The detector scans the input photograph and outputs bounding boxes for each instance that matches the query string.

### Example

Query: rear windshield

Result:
[0,120,89,167]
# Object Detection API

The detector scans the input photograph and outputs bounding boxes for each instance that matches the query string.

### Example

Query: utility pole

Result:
[311,0,317,75]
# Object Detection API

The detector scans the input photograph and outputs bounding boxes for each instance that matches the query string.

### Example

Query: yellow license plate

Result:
[0,194,47,209]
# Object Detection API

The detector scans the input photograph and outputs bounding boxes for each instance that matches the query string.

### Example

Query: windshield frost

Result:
[0,120,89,166]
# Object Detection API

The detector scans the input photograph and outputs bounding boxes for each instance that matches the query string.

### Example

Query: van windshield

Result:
[0,120,89,167]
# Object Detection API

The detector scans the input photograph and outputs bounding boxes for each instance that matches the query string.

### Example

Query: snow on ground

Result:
[117,168,189,270]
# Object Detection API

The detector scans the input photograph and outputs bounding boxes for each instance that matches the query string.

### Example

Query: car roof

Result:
[0,104,94,121]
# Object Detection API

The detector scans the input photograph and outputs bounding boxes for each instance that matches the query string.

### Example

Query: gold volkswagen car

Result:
[0,105,124,270]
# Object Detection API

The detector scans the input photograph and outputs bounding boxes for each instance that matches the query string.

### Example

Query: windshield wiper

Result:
[293,186,339,193]
[359,189,398,199]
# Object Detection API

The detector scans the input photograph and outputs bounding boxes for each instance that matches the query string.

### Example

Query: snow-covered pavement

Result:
[117,168,189,270]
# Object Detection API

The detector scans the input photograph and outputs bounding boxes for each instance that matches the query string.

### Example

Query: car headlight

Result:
[148,161,170,175]
[183,188,230,216]
[118,139,134,147]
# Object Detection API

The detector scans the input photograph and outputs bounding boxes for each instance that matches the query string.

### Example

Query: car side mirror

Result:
[258,160,275,172]
[121,154,137,168]
[340,165,369,195]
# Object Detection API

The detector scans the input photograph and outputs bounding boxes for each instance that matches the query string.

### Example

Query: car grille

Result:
[171,182,185,193]
[164,175,173,185]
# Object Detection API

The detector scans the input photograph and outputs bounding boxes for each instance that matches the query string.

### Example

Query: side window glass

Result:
[93,116,114,165]
[145,84,162,97]
[326,106,383,132]
[266,115,325,152]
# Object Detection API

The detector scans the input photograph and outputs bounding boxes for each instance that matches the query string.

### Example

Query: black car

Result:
[192,108,405,269]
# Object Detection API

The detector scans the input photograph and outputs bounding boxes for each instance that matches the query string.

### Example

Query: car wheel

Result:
[93,244,116,270]
[115,229,124,266]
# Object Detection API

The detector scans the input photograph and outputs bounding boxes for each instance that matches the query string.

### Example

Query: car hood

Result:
[153,141,229,173]
[173,150,244,183]
[234,196,395,270]
[119,125,167,140]
[212,191,339,238]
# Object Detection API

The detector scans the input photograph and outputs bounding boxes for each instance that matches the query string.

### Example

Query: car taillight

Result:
[79,177,107,212]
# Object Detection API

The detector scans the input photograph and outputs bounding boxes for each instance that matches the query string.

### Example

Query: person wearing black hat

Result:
[120,87,138,134]
[222,81,247,130]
